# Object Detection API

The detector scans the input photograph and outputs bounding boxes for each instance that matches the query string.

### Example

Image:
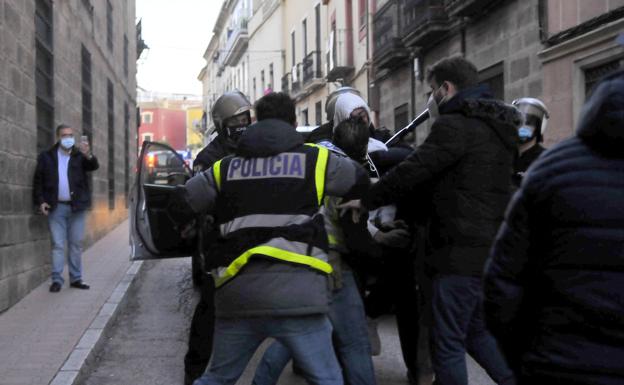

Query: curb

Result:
[49,261,144,385]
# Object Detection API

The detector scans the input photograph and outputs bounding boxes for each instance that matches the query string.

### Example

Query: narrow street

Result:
[81,259,495,385]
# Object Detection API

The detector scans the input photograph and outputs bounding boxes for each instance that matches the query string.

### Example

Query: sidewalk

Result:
[0,220,142,385]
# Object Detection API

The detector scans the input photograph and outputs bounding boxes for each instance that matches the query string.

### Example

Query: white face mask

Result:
[427,84,449,120]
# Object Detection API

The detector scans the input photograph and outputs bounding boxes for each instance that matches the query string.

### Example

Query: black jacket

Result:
[33,143,99,211]
[484,71,624,384]
[364,85,520,275]
[193,135,231,172]
[512,143,546,188]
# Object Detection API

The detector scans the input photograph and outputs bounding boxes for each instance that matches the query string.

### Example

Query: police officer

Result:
[178,92,369,385]
[184,90,252,385]
[511,97,549,187]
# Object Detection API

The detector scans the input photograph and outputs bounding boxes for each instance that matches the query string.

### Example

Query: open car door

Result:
[129,141,196,260]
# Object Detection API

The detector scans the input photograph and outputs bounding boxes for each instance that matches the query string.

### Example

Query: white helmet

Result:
[512,97,549,143]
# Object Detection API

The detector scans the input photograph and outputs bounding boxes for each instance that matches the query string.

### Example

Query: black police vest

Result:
[210,144,331,287]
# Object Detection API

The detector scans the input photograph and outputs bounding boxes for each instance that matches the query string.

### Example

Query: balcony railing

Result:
[291,63,302,94]
[401,0,450,49]
[222,17,249,66]
[327,28,355,82]
[303,51,323,86]
[373,0,409,70]
[443,0,501,17]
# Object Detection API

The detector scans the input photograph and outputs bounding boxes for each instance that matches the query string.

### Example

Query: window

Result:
[123,34,129,77]
[106,1,113,50]
[81,45,92,138]
[142,133,153,142]
[584,58,623,98]
[141,112,153,124]
[261,70,265,92]
[302,19,308,58]
[359,0,366,28]
[35,0,54,153]
[394,104,409,132]
[291,31,296,67]
[479,62,504,101]
[253,77,257,101]
[302,108,309,126]
[315,4,321,54]
[107,79,115,210]
[269,63,274,91]
[124,102,130,205]
[315,101,322,125]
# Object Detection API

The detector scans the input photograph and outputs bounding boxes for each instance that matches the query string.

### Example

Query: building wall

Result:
[539,2,624,146]
[139,107,187,151]
[248,0,284,103]
[186,106,204,150]
[0,0,138,312]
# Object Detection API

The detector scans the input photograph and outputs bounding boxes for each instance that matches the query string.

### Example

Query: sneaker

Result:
[49,282,61,292]
[69,280,90,290]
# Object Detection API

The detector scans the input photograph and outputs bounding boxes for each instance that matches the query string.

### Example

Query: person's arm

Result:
[82,152,99,171]
[324,153,370,200]
[167,168,219,227]
[364,118,466,210]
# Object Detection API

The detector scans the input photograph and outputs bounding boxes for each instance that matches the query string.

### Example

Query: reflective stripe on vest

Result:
[213,237,332,287]
[212,159,223,190]
[305,144,329,205]
[322,197,346,252]
[220,213,313,235]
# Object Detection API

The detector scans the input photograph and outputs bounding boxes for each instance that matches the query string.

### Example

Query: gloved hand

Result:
[373,227,411,248]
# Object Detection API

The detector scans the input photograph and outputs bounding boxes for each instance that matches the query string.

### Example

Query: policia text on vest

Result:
[227,153,306,180]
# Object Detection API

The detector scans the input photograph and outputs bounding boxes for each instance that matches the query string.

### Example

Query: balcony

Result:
[222,17,249,66]
[302,51,324,89]
[373,0,409,70]
[291,63,302,95]
[136,20,148,59]
[400,0,450,49]
[443,0,502,17]
[326,29,355,82]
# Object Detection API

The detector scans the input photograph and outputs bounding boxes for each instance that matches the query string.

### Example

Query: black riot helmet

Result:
[211,90,252,148]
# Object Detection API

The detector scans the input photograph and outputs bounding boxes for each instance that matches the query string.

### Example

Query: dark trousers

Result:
[184,276,216,385]
[364,249,421,378]
[430,274,515,385]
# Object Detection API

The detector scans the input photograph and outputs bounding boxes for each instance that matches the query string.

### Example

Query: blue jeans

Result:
[48,203,87,285]
[430,274,515,385]
[193,315,343,385]
[253,272,376,385]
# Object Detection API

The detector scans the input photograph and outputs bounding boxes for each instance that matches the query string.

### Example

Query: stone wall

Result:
[0,0,138,312]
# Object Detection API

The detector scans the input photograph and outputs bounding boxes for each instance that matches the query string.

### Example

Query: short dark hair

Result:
[56,124,72,136]
[426,56,479,91]
[254,92,296,125]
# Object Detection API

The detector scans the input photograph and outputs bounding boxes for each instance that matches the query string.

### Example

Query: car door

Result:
[129,141,196,260]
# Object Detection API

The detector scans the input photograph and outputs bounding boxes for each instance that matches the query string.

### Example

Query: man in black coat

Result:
[484,70,624,385]
[358,57,520,385]
[33,124,99,292]
[511,97,550,188]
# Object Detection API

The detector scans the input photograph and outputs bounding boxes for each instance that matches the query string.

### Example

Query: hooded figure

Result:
[333,93,388,154]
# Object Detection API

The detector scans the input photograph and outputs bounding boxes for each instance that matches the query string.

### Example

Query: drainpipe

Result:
[410,53,416,120]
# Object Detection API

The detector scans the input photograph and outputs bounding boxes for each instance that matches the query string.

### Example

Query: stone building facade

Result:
[0,0,139,312]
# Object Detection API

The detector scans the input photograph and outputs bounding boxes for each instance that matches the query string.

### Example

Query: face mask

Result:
[60,137,75,149]
[518,125,536,143]
[427,84,449,120]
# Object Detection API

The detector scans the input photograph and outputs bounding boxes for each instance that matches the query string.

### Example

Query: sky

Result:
[135,0,224,96]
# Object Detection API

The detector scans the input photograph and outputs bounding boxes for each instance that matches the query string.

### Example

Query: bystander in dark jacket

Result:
[484,70,624,385]
[33,143,99,211]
